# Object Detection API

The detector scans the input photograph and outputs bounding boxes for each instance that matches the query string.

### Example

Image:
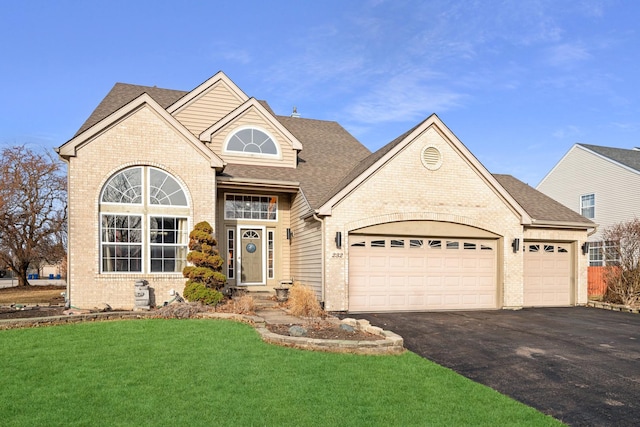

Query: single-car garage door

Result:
[523,242,572,307]
[348,235,497,312]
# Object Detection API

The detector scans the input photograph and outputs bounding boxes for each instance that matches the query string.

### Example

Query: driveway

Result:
[353,307,640,426]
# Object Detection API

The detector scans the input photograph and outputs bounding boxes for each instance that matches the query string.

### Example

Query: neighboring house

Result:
[57,71,594,312]
[537,144,640,267]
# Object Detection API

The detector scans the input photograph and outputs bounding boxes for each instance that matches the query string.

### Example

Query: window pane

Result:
[226,128,278,155]
[390,239,405,248]
[149,217,187,272]
[224,194,278,220]
[101,168,142,204]
[581,194,595,219]
[149,169,187,206]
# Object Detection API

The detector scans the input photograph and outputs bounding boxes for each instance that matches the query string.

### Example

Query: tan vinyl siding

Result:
[290,192,322,298]
[174,82,245,136]
[210,109,297,168]
[537,147,640,241]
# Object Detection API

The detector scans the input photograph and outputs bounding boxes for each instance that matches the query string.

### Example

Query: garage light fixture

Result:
[581,242,589,255]
[511,238,520,253]
[335,232,342,249]
[286,228,293,240]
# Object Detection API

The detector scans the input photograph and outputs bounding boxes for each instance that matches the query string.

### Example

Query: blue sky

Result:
[1,0,638,186]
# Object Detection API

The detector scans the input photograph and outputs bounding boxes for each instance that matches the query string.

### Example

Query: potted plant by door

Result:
[274,279,293,302]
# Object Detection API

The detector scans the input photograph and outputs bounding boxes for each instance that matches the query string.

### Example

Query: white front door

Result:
[238,226,266,285]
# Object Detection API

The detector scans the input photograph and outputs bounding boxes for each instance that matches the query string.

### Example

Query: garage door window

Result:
[390,239,405,248]
[371,240,386,247]
[446,241,459,249]
[429,240,442,248]
[410,239,424,248]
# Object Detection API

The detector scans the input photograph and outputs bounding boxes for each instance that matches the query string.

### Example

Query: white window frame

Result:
[100,213,143,273]
[267,229,275,280]
[224,193,278,221]
[148,216,189,273]
[226,228,235,280]
[222,126,281,158]
[580,193,595,219]
[99,166,190,274]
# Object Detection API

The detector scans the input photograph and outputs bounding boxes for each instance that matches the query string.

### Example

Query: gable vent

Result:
[421,146,442,170]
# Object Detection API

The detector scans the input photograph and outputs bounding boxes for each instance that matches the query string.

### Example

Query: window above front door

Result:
[224,194,278,221]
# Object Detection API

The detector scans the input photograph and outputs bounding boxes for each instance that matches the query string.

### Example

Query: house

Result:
[57,71,594,312]
[537,144,640,266]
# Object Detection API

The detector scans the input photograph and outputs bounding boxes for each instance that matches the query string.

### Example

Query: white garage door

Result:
[348,235,497,312]
[523,242,571,307]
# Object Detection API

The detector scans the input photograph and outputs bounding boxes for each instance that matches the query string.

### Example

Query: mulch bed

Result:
[266,323,383,341]
[0,306,67,320]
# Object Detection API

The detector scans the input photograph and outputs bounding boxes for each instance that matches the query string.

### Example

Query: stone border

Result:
[254,317,404,355]
[0,310,405,355]
[587,300,640,314]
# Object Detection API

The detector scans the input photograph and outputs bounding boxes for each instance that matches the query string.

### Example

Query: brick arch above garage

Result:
[345,212,503,238]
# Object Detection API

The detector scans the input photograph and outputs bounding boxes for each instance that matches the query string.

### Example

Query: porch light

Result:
[335,232,342,249]
[581,242,589,255]
[286,228,293,240]
[511,238,520,253]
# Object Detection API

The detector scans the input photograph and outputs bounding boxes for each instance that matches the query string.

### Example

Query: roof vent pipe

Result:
[290,106,301,118]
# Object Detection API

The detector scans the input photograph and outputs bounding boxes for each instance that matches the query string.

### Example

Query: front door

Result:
[239,227,264,285]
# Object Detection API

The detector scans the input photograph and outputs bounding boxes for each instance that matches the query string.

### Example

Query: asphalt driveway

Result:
[353,307,640,426]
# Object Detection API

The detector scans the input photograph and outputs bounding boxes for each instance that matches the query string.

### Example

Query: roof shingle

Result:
[578,144,640,173]
[493,174,594,225]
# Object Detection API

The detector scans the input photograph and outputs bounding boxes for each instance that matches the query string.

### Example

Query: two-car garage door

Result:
[348,235,497,312]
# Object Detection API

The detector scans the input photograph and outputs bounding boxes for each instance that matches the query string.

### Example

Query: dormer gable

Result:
[200,98,303,169]
[168,71,249,137]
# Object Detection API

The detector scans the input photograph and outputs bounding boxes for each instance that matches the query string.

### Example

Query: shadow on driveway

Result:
[352,307,640,426]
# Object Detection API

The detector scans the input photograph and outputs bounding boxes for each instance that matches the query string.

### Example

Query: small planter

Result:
[274,287,290,302]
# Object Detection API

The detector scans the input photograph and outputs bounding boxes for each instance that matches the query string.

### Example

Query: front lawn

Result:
[0,319,562,426]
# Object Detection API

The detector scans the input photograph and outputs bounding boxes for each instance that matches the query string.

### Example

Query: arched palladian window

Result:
[100,166,190,273]
[224,127,279,156]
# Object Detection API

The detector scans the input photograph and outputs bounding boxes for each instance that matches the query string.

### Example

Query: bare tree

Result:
[603,218,640,306]
[0,146,67,286]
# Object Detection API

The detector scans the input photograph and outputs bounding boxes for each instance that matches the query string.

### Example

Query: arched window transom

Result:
[225,127,279,156]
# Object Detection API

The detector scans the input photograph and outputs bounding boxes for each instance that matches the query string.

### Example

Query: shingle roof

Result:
[75,83,187,136]
[73,81,590,226]
[73,83,371,210]
[578,144,640,173]
[493,174,594,225]
[221,116,371,208]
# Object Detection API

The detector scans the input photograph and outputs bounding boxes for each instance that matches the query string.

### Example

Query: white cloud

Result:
[346,71,466,123]
[546,42,592,68]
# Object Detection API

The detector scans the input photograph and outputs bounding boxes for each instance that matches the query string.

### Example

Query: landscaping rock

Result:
[339,324,355,333]
[289,325,307,337]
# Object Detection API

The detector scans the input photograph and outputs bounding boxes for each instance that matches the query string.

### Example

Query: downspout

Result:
[312,213,326,305]
[55,149,71,309]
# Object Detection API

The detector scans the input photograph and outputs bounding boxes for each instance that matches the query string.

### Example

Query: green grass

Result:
[0,319,562,426]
